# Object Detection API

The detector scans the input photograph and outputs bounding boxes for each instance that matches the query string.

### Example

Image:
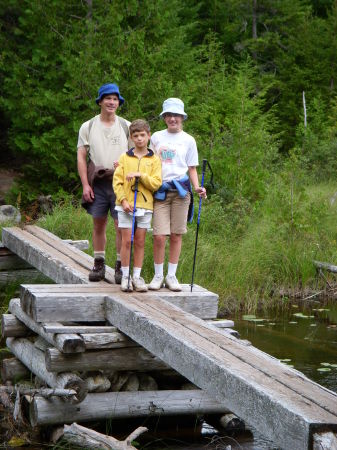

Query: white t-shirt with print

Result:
[150,129,198,182]
[77,114,131,169]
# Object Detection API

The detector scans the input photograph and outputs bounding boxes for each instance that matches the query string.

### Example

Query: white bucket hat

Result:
[159,98,187,119]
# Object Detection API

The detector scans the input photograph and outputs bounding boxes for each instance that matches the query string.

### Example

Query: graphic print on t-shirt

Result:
[158,146,176,164]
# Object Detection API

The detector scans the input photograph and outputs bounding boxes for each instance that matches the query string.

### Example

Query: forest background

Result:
[1,0,337,312]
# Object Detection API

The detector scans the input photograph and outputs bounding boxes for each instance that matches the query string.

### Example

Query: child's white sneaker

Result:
[165,275,182,291]
[148,275,164,290]
[132,276,148,292]
[121,276,133,292]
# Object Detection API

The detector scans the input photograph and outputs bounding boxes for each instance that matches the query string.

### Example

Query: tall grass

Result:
[31,181,337,314]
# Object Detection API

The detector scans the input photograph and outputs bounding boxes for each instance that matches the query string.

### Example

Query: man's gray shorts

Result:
[83,178,117,219]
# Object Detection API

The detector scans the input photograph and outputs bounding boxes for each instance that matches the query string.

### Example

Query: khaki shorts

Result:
[153,191,190,235]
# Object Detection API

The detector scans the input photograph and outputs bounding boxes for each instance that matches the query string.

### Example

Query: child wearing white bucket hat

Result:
[148,98,206,291]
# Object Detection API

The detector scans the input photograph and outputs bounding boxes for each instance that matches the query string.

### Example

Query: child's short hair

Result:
[129,119,150,135]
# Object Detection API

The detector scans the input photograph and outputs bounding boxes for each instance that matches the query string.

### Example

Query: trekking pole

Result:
[127,177,139,291]
[190,159,207,292]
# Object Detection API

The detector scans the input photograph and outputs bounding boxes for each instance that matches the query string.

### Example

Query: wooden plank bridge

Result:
[1,225,337,450]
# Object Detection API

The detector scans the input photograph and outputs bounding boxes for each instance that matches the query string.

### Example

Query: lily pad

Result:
[317,367,331,372]
[292,313,315,319]
[289,321,298,324]
[242,315,256,320]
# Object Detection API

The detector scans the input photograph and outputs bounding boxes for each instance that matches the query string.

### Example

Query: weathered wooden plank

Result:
[1,313,28,338]
[138,294,337,412]
[29,390,230,426]
[6,337,88,403]
[21,283,218,320]
[2,227,90,284]
[43,324,118,334]
[24,225,115,283]
[1,357,30,382]
[9,299,85,353]
[104,294,337,450]
[81,333,137,350]
[28,292,107,322]
[0,239,88,270]
[45,346,168,373]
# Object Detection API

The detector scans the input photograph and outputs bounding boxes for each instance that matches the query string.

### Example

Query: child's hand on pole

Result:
[195,186,207,199]
[126,172,141,182]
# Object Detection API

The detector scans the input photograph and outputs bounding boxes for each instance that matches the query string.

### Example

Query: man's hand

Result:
[113,160,119,169]
[126,172,140,182]
[121,199,132,213]
[83,184,95,202]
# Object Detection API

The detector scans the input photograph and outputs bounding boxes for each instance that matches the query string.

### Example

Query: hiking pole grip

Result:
[128,177,139,291]
[191,159,207,292]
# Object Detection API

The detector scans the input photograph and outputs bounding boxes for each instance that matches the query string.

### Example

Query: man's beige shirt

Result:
[77,114,132,169]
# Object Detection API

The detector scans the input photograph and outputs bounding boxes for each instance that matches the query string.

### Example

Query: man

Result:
[149,98,206,291]
[77,83,131,282]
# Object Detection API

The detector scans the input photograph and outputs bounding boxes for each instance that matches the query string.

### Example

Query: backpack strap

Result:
[119,117,130,139]
[88,117,95,135]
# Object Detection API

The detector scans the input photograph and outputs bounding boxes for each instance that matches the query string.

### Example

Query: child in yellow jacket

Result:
[113,119,162,291]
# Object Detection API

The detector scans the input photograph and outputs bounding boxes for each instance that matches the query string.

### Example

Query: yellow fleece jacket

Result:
[113,149,162,211]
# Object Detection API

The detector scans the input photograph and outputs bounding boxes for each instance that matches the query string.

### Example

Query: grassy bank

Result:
[1,180,337,315]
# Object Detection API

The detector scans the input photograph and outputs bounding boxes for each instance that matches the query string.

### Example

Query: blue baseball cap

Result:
[95,83,125,105]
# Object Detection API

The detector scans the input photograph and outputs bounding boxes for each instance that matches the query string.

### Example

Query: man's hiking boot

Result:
[89,257,105,282]
[114,260,122,285]
[148,275,164,290]
[132,276,148,292]
[165,275,182,291]
[121,275,133,292]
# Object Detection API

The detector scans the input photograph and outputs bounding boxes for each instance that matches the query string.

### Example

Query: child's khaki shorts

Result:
[153,191,190,235]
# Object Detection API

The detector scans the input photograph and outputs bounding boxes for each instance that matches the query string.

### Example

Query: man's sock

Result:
[167,262,178,277]
[133,267,141,279]
[116,253,121,262]
[154,263,164,277]
[121,266,129,277]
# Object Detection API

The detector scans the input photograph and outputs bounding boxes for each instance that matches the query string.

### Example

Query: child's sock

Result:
[94,251,105,259]
[154,263,164,277]
[133,267,141,279]
[167,262,178,277]
[116,253,121,262]
[121,266,129,277]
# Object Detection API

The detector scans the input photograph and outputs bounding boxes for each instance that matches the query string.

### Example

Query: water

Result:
[234,300,337,393]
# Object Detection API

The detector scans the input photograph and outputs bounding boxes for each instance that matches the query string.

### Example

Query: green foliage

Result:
[1,0,337,201]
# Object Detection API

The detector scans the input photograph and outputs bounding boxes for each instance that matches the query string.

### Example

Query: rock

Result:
[0,205,21,223]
